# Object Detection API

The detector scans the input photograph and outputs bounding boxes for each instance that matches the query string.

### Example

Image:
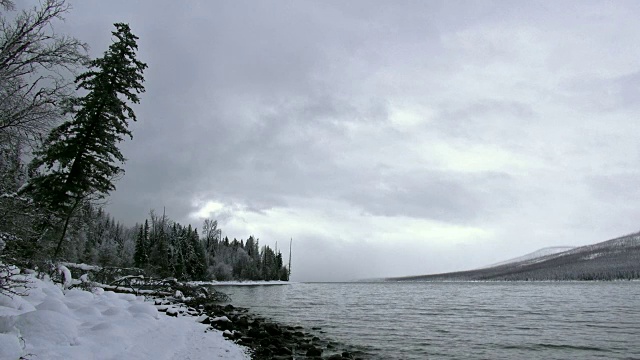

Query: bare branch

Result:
[0,0,88,147]
[0,1,15,13]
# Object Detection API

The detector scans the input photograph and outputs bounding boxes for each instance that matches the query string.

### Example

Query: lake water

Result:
[220,282,640,359]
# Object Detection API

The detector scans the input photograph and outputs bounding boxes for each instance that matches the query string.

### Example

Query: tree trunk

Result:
[52,197,81,259]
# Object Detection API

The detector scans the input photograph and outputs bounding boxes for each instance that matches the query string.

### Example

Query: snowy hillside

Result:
[388,231,640,281]
[485,246,575,268]
[0,272,249,360]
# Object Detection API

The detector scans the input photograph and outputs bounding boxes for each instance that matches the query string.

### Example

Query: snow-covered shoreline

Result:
[0,273,250,360]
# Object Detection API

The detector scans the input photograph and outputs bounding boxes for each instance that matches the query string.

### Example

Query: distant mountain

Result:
[387,232,640,281]
[483,246,575,268]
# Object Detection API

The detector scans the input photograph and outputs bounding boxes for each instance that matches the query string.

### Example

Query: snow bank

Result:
[59,262,102,271]
[0,273,250,360]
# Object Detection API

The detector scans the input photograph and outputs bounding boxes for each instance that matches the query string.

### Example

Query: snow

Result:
[0,333,22,359]
[166,307,180,316]
[60,262,102,271]
[57,264,73,289]
[0,272,250,360]
[582,252,603,260]
[211,316,230,322]
[175,290,184,300]
[484,246,575,268]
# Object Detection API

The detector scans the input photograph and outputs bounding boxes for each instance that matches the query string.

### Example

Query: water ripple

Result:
[222,282,640,359]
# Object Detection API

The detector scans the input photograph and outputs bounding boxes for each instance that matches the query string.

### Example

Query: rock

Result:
[256,347,273,357]
[306,346,323,357]
[272,356,293,360]
[211,320,233,331]
[194,299,366,359]
[248,327,261,338]
[236,316,249,327]
[195,315,210,324]
[260,338,272,347]
[265,323,282,336]
[266,337,283,348]
[239,336,254,345]
[299,342,314,351]
[275,346,292,356]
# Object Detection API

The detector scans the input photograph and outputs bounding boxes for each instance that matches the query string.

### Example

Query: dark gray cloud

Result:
[345,170,516,223]
[54,0,640,280]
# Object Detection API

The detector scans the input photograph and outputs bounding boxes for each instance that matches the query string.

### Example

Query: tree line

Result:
[132,213,289,281]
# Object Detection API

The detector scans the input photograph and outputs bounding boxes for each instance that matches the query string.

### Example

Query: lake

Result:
[220,282,640,359]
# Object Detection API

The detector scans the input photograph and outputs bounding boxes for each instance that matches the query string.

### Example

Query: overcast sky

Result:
[52,0,640,281]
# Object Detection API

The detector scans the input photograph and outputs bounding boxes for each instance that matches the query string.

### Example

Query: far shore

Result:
[189,280,293,286]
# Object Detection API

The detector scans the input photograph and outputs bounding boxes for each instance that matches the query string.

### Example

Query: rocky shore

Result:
[154,298,367,359]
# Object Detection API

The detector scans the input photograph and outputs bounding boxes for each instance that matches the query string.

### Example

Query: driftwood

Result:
[54,263,230,303]
[104,275,230,303]
[60,263,144,284]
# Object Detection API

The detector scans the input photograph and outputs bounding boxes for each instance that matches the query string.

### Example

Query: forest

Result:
[0,0,288,295]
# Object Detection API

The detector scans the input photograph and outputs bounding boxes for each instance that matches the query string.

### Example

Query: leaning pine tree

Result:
[26,23,146,259]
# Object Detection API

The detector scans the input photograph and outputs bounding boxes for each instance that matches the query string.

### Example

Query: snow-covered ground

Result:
[0,272,250,360]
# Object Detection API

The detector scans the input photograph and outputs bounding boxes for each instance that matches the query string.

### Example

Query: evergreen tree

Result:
[143,219,150,248]
[133,224,146,268]
[133,220,151,268]
[149,223,170,277]
[133,212,291,281]
[168,223,181,278]
[189,228,207,280]
[26,23,146,258]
